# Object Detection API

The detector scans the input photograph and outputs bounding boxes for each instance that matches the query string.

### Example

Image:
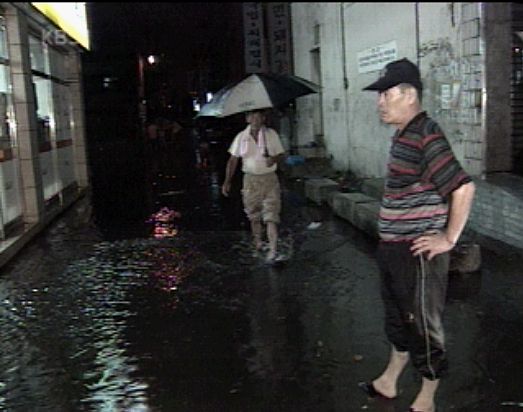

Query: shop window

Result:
[0,16,7,59]
[0,16,15,150]
[29,34,71,148]
[49,47,71,142]
[29,35,48,73]
[33,77,52,147]
[30,34,52,148]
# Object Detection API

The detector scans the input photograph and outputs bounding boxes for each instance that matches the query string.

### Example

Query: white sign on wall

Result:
[357,41,398,74]
[243,3,267,73]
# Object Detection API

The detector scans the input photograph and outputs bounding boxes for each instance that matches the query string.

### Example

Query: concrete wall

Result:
[291,2,500,179]
[345,3,419,178]
[291,3,350,170]
[417,3,485,177]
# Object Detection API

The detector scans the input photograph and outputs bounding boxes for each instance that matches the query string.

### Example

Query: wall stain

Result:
[418,38,480,147]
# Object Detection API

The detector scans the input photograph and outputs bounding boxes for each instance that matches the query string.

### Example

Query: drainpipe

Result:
[340,3,348,90]
[340,3,350,171]
[415,2,420,67]
[0,201,4,240]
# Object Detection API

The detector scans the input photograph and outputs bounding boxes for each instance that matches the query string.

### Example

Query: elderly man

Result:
[221,109,285,263]
[359,58,475,412]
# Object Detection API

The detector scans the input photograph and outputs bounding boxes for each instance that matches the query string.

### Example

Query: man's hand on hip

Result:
[410,231,455,260]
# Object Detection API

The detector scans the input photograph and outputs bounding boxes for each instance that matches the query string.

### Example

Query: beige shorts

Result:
[242,172,281,223]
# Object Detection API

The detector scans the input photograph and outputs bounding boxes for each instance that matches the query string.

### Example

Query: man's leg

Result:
[363,243,414,398]
[371,346,409,398]
[262,173,281,261]
[242,174,263,251]
[266,221,278,260]
[408,253,449,412]
[410,378,438,412]
[251,219,263,250]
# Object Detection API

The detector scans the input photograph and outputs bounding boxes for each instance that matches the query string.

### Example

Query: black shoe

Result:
[358,381,395,400]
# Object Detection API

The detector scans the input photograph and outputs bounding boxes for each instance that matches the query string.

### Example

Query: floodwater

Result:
[0,138,522,411]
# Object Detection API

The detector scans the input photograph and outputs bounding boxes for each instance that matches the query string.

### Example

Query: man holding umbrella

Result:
[221,109,286,263]
[200,72,318,262]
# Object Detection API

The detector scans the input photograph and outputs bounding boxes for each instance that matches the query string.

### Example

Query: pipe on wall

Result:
[415,2,420,67]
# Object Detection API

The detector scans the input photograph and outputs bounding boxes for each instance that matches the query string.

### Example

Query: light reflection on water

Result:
[2,197,521,411]
[146,207,182,239]
[0,231,245,411]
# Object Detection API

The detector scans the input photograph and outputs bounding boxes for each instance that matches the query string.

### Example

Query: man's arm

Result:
[445,181,476,245]
[266,129,286,168]
[222,155,239,197]
[411,181,475,260]
[266,153,286,168]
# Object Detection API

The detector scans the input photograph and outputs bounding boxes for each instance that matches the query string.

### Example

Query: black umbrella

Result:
[196,72,320,118]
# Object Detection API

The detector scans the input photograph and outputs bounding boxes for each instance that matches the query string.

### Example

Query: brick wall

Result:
[468,178,523,249]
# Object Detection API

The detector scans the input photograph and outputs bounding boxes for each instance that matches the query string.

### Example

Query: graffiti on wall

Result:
[419,38,482,146]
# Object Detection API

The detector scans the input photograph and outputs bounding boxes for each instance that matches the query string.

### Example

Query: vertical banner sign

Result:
[243,3,267,73]
[267,3,291,74]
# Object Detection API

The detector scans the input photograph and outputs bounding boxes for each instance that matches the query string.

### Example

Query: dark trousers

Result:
[377,241,450,380]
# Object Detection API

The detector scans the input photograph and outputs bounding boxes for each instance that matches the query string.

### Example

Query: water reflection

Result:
[1,133,523,410]
[146,207,181,239]
[0,233,228,410]
[1,205,304,410]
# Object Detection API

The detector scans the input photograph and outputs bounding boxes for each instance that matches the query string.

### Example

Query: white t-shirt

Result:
[228,126,285,175]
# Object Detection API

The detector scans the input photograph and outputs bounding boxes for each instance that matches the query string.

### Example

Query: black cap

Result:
[362,58,422,92]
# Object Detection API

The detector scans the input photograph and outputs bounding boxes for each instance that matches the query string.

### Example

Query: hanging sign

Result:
[243,3,267,73]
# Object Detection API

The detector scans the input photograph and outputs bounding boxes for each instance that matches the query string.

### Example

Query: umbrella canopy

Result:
[196,73,320,118]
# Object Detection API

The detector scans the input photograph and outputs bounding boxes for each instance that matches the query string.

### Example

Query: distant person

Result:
[171,119,182,136]
[221,109,286,263]
[146,119,159,149]
[359,58,475,412]
[156,117,169,148]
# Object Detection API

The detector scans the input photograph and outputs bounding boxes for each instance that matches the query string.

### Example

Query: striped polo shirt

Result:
[379,111,472,242]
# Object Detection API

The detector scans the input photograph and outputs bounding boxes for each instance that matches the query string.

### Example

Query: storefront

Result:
[0,2,89,257]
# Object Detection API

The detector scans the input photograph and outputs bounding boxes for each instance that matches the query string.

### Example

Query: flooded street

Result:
[0,139,522,411]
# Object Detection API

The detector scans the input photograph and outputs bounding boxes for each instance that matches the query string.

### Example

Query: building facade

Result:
[0,3,89,265]
[290,3,523,249]
[291,2,514,178]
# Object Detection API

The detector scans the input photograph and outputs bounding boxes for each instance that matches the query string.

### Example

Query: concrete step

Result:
[304,178,339,205]
[302,177,483,272]
[359,174,523,250]
[329,192,379,237]
[361,178,384,200]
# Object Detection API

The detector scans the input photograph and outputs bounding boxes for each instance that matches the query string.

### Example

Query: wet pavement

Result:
[0,138,522,411]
